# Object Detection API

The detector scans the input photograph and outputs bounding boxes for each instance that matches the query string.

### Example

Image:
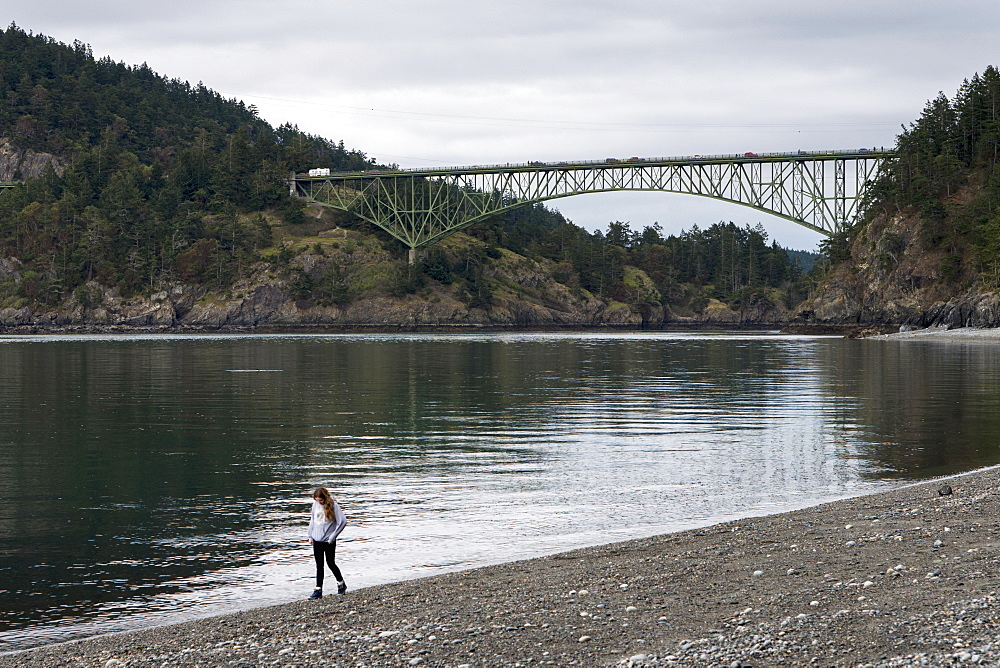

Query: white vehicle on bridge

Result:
[308,168,331,177]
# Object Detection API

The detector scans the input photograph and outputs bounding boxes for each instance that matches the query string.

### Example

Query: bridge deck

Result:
[307,148,895,180]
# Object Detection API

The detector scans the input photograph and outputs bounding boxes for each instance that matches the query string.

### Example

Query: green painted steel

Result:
[291,149,894,251]
[0,181,17,189]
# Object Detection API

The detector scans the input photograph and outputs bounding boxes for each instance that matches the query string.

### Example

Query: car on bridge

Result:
[605,158,621,164]
[743,152,757,157]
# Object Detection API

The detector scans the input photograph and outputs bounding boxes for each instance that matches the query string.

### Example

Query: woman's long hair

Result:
[313,487,335,522]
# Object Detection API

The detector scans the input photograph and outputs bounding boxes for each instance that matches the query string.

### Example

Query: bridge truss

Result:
[291,150,893,258]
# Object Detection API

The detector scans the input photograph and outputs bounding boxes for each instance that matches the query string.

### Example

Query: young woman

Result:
[307,487,347,598]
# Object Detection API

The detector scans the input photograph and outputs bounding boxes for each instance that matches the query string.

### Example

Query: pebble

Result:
[624,592,1000,667]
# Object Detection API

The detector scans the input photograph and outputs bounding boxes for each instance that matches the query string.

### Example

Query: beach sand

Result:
[3,468,1000,667]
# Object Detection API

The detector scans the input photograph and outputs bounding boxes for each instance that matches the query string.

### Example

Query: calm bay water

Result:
[2,330,1000,651]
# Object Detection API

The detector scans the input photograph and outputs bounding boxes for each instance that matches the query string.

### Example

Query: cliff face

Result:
[0,260,644,330]
[798,199,1000,330]
[0,138,64,180]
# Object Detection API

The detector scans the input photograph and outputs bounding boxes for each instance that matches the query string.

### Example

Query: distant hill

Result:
[784,248,819,274]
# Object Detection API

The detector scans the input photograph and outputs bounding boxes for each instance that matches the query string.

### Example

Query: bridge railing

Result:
[308,148,895,179]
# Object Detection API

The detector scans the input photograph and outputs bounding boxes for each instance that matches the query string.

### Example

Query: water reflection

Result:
[1,332,999,651]
[825,339,1000,475]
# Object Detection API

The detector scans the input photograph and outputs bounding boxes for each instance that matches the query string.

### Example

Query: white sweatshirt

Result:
[308,498,346,543]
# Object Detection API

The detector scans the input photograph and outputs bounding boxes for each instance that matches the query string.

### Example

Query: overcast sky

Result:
[10,1,1000,250]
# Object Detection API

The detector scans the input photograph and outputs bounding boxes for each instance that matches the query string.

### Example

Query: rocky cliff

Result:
[0,138,64,181]
[0,261,644,331]
[797,196,1000,331]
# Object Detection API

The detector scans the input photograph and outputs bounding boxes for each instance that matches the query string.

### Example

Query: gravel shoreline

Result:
[5,468,1000,667]
[878,326,1000,342]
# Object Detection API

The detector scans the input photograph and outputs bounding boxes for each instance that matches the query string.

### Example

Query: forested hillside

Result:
[0,24,373,300]
[0,25,813,329]
[803,66,1000,329]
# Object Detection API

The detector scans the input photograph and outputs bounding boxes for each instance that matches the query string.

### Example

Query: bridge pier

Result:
[408,248,421,265]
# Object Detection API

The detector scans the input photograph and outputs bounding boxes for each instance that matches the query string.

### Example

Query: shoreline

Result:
[5,468,1000,667]
[6,323,1000,340]
[877,325,1000,342]
[0,323,854,336]
[18,322,997,339]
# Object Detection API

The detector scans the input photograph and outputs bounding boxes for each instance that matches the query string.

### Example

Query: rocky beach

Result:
[3,467,1000,667]
[880,326,1000,342]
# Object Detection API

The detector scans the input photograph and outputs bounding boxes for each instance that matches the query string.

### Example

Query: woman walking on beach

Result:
[308,487,347,598]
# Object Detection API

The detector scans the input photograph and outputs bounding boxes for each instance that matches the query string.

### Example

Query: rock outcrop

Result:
[0,138,65,181]
[0,246,792,331]
[796,200,1000,330]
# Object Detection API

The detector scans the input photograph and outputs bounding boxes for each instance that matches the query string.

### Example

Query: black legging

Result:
[313,540,343,588]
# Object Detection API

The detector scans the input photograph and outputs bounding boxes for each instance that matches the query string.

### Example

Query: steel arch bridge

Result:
[290,149,894,260]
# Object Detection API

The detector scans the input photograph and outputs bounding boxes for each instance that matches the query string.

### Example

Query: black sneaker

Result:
[309,588,322,599]
[337,582,347,595]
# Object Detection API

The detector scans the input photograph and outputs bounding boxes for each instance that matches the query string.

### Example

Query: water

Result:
[2,330,1000,652]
